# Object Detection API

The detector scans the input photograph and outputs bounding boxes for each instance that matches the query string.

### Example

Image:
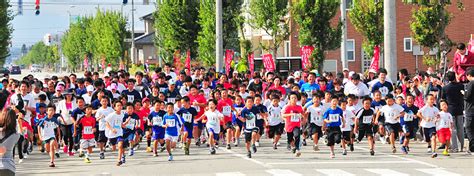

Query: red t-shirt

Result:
[188,93,207,118]
[136,108,150,130]
[79,116,96,140]
[283,105,304,132]
[217,98,233,124]
[267,85,286,96]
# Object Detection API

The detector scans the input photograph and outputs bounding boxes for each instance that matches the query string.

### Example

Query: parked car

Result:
[10,66,21,75]
[31,64,42,73]
[0,67,10,77]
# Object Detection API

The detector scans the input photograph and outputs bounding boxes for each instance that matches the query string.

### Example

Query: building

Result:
[133,13,158,65]
[245,0,474,74]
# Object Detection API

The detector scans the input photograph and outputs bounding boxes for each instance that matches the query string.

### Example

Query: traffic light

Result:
[123,0,128,4]
[35,0,40,15]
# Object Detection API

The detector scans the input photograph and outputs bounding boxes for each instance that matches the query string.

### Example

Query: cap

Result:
[294,71,301,78]
[287,76,295,81]
[343,68,349,72]
[169,79,176,85]
[57,81,65,86]
[142,97,150,103]
[86,85,94,92]
[110,83,118,90]
[368,69,377,74]
[55,84,65,91]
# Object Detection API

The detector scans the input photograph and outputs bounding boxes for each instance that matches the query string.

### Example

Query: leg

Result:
[465,116,474,152]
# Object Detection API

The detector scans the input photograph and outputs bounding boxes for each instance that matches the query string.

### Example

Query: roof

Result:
[134,32,155,45]
[140,13,154,21]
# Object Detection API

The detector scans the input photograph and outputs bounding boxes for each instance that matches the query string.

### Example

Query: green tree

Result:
[154,0,200,63]
[16,42,59,68]
[0,0,13,65]
[293,0,342,72]
[249,0,290,66]
[349,0,383,59]
[62,21,87,71]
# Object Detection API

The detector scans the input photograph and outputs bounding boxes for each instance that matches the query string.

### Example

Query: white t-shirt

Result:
[307,105,325,126]
[10,93,35,125]
[267,104,283,126]
[82,94,92,105]
[437,111,453,130]
[380,104,404,124]
[105,112,124,138]
[347,105,362,118]
[95,107,114,131]
[32,91,49,105]
[341,109,355,131]
[165,71,177,81]
[344,82,370,97]
[40,119,59,139]
[205,110,223,133]
[239,92,249,100]
[419,105,439,128]
[201,87,212,100]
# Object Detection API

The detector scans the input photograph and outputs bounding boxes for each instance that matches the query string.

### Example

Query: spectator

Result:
[440,71,465,152]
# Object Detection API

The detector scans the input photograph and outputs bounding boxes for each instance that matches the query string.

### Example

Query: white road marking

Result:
[354,146,440,168]
[219,148,273,168]
[216,172,246,176]
[267,160,415,165]
[265,169,302,176]
[316,169,355,176]
[365,169,409,176]
[416,168,461,176]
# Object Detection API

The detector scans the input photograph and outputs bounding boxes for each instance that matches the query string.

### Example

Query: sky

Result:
[10,0,155,48]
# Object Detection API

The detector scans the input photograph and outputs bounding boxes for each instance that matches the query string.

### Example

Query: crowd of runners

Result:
[1,45,474,170]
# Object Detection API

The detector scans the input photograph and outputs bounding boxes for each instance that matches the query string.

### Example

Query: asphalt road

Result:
[15,136,473,176]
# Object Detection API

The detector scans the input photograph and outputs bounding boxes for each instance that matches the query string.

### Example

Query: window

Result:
[324,60,337,73]
[347,39,355,61]
[361,48,372,72]
[284,41,290,57]
[404,38,413,52]
[346,0,354,10]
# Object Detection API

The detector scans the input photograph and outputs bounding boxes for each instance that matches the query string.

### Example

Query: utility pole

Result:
[216,0,223,73]
[340,0,348,71]
[131,0,136,64]
[384,0,397,82]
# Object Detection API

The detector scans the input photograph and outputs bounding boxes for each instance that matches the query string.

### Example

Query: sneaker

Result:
[427,146,432,153]
[302,139,307,146]
[19,159,23,164]
[255,141,260,147]
[349,144,354,152]
[385,136,390,144]
[233,141,238,147]
[323,135,328,145]
[226,144,231,149]
[291,148,296,154]
[135,143,141,150]
[392,146,396,153]
[63,145,68,154]
[184,146,190,155]
[49,162,55,167]
[24,153,29,159]
[342,149,347,155]
[116,161,123,166]
[68,152,74,157]
[252,144,257,153]
[121,156,126,163]
[276,141,280,146]
[286,144,291,151]
[160,146,166,153]
[153,152,158,157]
[195,140,201,147]
[146,147,152,153]
[431,152,438,158]
[40,148,45,153]
[442,150,450,156]
[380,136,386,144]
[438,144,446,150]
[330,152,335,158]
[247,151,252,158]
[370,150,375,156]
[99,153,105,159]
[211,148,216,155]
[168,155,173,161]
[273,143,277,150]
[84,157,91,163]
[313,145,319,151]
[401,146,408,154]
[79,152,84,158]
[128,149,134,156]
[407,146,410,151]
[55,152,60,158]
[295,150,301,157]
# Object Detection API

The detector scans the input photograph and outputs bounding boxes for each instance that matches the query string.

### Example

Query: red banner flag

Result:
[469,34,474,53]
[225,49,234,76]
[368,45,380,73]
[300,46,314,70]
[262,54,275,72]
[185,50,191,70]
[248,52,254,75]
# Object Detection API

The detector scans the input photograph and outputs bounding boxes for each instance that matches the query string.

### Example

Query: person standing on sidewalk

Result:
[441,72,465,152]
[464,68,474,154]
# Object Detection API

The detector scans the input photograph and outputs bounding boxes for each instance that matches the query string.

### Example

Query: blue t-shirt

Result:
[75,88,87,97]
[233,104,245,123]
[176,107,198,125]
[371,100,386,111]
[254,104,268,121]
[123,113,140,135]
[240,106,260,132]
[163,113,181,136]
[121,89,142,103]
[164,88,180,99]
[148,110,166,132]
[301,82,320,94]
[323,107,344,127]
[401,104,419,127]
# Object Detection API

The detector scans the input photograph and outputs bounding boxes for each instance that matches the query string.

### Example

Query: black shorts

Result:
[357,125,374,141]
[342,131,351,142]
[326,127,341,146]
[423,127,437,142]
[378,116,385,125]
[136,129,144,137]
[402,125,416,139]
[225,122,234,130]
[385,123,401,135]
[244,128,259,142]
[308,123,322,138]
[256,119,265,136]
[98,131,108,143]
[268,124,284,139]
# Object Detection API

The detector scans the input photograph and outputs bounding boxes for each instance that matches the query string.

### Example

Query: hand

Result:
[73,132,77,137]
[112,129,117,134]
[192,101,199,106]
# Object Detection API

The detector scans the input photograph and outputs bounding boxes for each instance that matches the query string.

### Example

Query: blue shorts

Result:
[208,128,219,140]
[423,127,437,142]
[193,120,205,130]
[152,127,165,141]
[109,136,123,146]
[123,132,135,143]
[183,123,194,139]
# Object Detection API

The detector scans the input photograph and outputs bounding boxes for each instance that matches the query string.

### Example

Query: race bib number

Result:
[404,114,414,122]
[209,116,218,123]
[152,116,162,126]
[166,119,176,127]
[182,114,192,123]
[222,106,232,116]
[306,91,313,98]
[272,113,281,120]
[167,98,176,103]
[113,119,122,129]
[291,114,301,122]
[379,87,389,96]
[126,119,136,129]
[246,119,256,129]
[84,126,93,135]
[203,89,211,98]
[329,114,339,122]
[311,113,321,123]
[386,112,395,120]
[363,115,372,124]
[127,95,134,103]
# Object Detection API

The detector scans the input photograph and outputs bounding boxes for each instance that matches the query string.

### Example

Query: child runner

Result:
[105,101,125,166]
[305,93,326,151]
[123,103,139,157]
[233,95,245,147]
[354,97,376,155]
[371,91,387,144]
[377,94,404,153]
[176,96,198,155]
[95,97,113,159]
[340,98,355,155]
[74,105,96,163]
[437,100,454,156]
[163,102,182,161]
[197,100,224,154]
[253,95,268,147]
[400,94,419,154]
[37,105,61,167]
[323,96,346,158]
[148,100,167,157]
[417,94,440,158]
[266,95,284,150]
[282,92,304,157]
[238,96,260,158]
[217,90,235,149]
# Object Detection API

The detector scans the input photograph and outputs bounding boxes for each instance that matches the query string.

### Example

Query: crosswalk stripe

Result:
[265,169,302,176]
[215,172,246,176]
[365,169,409,176]
[416,168,461,176]
[316,169,355,176]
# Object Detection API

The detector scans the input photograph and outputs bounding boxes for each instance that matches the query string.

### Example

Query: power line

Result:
[10,2,154,6]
